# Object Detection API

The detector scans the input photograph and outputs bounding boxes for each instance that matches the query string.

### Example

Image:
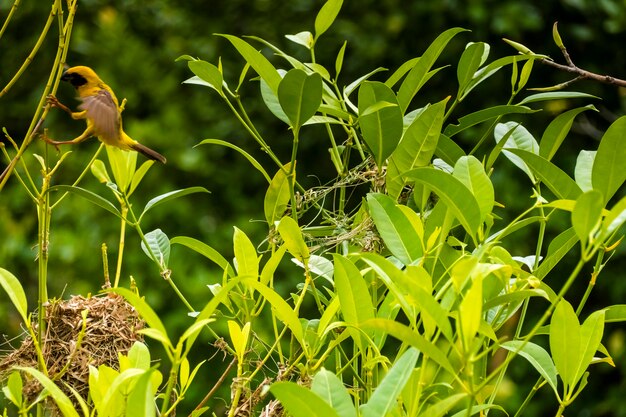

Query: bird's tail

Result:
[129,141,167,163]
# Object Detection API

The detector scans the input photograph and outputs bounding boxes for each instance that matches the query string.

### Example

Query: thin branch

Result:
[540,43,626,88]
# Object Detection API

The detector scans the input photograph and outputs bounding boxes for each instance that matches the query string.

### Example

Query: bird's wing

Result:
[78,89,120,140]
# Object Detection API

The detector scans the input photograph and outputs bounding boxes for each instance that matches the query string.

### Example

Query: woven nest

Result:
[0,293,144,408]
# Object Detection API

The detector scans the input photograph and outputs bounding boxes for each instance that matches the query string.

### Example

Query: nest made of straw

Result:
[0,292,144,407]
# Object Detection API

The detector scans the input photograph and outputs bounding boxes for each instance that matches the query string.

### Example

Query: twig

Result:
[539,23,626,88]
[189,358,237,416]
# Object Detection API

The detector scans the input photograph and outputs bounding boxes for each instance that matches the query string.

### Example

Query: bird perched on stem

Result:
[44,66,166,163]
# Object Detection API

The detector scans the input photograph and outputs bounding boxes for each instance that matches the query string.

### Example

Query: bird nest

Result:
[0,293,144,408]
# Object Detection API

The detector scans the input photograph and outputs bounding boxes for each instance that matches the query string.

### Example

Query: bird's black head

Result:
[61,70,88,88]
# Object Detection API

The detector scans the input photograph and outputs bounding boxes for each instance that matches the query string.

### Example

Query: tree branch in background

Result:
[539,22,626,89]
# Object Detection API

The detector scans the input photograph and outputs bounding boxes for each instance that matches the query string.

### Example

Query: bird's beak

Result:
[61,71,70,82]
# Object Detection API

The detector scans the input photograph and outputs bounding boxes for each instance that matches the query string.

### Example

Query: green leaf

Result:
[109,288,170,348]
[387,98,448,198]
[228,320,251,360]
[462,55,533,100]
[397,27,467,112]
[494,122,539,182]
[506,148,582,200]
[450,405,506,417]
[141,187,210,219]
[48,185,122,219]
[361,318,457,376]
[517,91,599,105]
[360,348,420,417]
[16,367,80,417]
[517,58,534,91]
[358,252,419,323]
[572,190,604,245]
[432,139,463,172]
[366,193,422,265]
[539,105,597,161]
[344,67,387,98]
[244,279,304,348]
[575,310,605,384]
[271,382,341,417]
[2,371,22,406]
[128,160,155,197]
[99,368,145,415]
[106,146,137,193]
[188,60,224,96]
[314,0,343,39]
[550,300,581,390]
[278,69,323,131]
[311,369,357,417]
[197,139,271,183]
[605,305,626,322]
[141,228,170,267]
[575,150,595,192]
[417,394,467,417]
[171,236,235,276]
[0,268,27,323]
[444,105,537,137]
[599,194,626,240]
[285,31,314,49]
[125,368,157,417]
[335,40,347,78]
[500,340,558,396]
[385,57,419,88]
[457,42,488,99]
[265,163,293,226]
[592,116,626,204]
[261,75,291,124]
[217,34,282,94]
[233,226,259,278]
[333,254,374,351]
[90,159,111,183]
[535,228,579,279]
[277,216,310,263]
[453,156,494,221]
[260,245,287,286]
[404,167,482,240]
[126,341,151,370]
[459,275,482,349]
[358,81,403,167]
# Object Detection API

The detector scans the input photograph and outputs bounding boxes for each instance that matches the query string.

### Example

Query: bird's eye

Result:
[62,72,88,88]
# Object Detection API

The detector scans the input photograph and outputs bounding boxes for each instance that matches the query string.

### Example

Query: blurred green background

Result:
[2,0,626,415]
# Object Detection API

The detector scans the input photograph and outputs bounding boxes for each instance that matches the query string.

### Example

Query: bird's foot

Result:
[46,94,71,114]
[39,128,61,151]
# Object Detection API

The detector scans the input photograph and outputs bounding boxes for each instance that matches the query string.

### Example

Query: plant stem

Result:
[160,357,181,416]
[114,205,128,288]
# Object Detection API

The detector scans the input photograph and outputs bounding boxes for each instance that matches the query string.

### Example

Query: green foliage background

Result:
[2,1,626,415]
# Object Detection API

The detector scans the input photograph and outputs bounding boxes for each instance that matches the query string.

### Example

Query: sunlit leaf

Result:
[592,116,626,204]
[405,167,482,240]
[311,369,357,417]
[360,348,420,417]
[397,27,467,112]
[500,341,558,396]
[539,105,597,161]
[367,193,422,265]
[271,382,341,417]
[278,69,323,130]
[358,81,403,167]
[141,228,170,267]
[188,60,224,96]
[217,34,282,93]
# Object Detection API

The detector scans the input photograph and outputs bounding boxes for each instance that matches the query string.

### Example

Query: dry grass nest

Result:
[0,292,145,407]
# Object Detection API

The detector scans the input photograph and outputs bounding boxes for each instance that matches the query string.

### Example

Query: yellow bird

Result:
[45,66,166,163]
